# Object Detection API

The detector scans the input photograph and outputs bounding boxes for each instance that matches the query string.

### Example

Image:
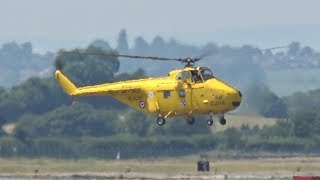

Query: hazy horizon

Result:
[1,0,320,52]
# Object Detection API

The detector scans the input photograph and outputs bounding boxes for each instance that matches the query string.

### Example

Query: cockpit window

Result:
[200,69,214,81]
[191,70,202,83]
[176,71,191,80]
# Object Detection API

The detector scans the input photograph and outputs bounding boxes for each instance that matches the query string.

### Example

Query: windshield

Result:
[200,69,214,81]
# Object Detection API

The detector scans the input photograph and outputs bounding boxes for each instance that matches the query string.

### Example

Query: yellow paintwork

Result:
[55,67,242,118]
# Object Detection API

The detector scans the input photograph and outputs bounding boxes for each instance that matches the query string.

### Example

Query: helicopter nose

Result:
[211,79,242,108]
[231,90,242,107]
[232,101,241,107]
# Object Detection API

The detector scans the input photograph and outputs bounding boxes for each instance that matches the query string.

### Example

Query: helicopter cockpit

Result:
[191,67,214,83]
[199,67,215,81]
[176,67,214,83]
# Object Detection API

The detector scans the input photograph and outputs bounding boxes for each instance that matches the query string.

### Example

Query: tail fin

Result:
[55,70,77,95]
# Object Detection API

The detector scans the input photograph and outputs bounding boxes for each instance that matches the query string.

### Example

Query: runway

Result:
[0,156,318,179]
[0,172,311,180]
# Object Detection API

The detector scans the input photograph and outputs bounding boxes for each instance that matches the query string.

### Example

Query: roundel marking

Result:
[139,101,146,108]
[148,91,154,98]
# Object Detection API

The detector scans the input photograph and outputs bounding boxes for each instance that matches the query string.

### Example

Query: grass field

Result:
[212,115,277,132]
[2,115,277,135]
[0,156,319,179]
[0,115,306,179]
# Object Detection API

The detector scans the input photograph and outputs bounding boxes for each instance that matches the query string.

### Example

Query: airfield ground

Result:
[212,114,277,132]
[0,115,314,179]
[0,156,319,179]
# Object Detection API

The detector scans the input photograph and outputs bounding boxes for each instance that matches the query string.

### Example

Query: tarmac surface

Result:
[0,172,301,180]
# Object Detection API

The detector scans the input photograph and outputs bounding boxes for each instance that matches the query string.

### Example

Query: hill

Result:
[0,42,53,87]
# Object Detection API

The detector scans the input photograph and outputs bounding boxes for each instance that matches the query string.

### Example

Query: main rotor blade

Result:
[197,49,218,59]
[60,51,180,61]
[117,54,180,61]
[260,45,289,51]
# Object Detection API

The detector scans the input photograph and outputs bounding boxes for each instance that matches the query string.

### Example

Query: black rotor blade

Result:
[197,49,218,59]
[60,51,180,61]
[260,45,289,52]
[117,54,180,61]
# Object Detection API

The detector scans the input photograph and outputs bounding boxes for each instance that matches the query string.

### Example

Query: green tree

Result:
[0,42,52,87]
[114,68,146,81]
[259,120,294,138]
[291,111,318,138]
[0,77,71,121]
[55,46,119,86]
[117,29,129,53]
[116,110,152,136]
[243,83,287,118]
[223,127,242,150]
[284,89,320,113]
[133,36,149,55]
[91,40,111,51]
[0,114,6,136]
[288,42,301,56]
[15,103,118,137]
[150,36,165,54]
[262,95,288,118]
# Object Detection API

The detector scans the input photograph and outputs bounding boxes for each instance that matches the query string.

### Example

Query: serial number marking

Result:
[210,100,225,106]
[215,95,223,100]
[128,96,142,101]
[212,94,223,100]
[110,89,140,95]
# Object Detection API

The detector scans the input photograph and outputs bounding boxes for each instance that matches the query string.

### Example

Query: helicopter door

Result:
[190,70,204,111]
[176,71,194,114]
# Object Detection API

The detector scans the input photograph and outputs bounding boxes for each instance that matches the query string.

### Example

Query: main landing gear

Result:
[156,116,166,126]
[207,114,227,126]
[219,117,226,125]
[155,114,226,126]
[157,116,196,126]
[186,116,195,125]
[186,115,226,126]
[207,118,214,126]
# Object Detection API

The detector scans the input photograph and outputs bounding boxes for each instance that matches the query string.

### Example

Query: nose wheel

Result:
[207,118,213,126]
[207,113,227,126]
[219,117,226,125]
[156,116,166,126]
[186,116,195,125]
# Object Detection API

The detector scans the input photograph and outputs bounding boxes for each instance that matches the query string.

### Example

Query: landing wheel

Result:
[207,118,213,126]
[186,116,195,125]
[219,118,226,125]
[156,117,166,126]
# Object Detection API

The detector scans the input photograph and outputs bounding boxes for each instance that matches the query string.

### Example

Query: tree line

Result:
[0,36,318,158]
[2,30,319,89]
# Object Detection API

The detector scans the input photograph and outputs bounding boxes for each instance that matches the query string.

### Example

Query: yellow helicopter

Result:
[55,52,242,126]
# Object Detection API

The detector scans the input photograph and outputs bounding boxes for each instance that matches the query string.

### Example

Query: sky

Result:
[1,0,320,52]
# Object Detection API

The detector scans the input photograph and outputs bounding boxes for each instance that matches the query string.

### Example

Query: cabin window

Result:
[163,90,171,99]
[179,89,186,97]
[176,71,191,80]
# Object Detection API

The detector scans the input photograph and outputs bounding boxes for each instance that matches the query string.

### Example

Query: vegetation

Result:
[240,83,288,118]
[0,42,53,87]
[0,30,319,158]
[4,106,320,158]
[0,156,319,177]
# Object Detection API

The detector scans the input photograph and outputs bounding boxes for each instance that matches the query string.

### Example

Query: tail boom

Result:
[55,70,77,95]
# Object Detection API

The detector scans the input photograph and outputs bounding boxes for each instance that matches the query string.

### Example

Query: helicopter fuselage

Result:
[55,66,242,119]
